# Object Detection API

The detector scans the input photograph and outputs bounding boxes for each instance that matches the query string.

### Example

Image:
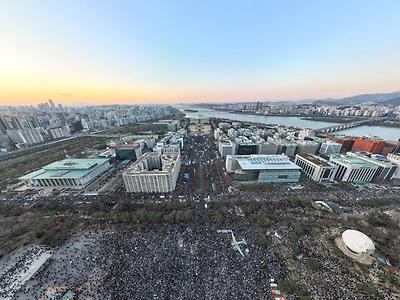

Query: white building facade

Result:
[123,152,181,193]
[329,154,378,183]
[387,153,400,179]
[294,154,337,183]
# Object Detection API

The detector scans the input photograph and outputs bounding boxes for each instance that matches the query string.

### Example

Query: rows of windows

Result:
[330,160,376,182]
[295,156,336,182]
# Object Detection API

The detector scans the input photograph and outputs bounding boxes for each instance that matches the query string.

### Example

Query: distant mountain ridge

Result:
[380,96,400,106]
[190,91,400,106]
[313,91,400,105]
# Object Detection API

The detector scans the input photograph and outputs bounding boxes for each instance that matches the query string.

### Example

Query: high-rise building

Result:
[48,99,56,110]
[6,128,44,145]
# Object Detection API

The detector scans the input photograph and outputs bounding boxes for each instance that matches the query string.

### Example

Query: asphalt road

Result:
[180,132,223,197]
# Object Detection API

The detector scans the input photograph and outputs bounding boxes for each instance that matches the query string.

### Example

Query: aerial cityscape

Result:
[1,1,400,300]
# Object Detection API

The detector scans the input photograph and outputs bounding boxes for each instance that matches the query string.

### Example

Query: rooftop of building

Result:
[272,139,298,146]
[388,153,400,160]
[329,154,378,168]
[322,140,342,145]
[20,158,109,180]
[115,143,140,149]
[125,152,179,175]
[296,140,318,145]
[155,119,180,124]
[342,229,375,254]
[348,152,396,167]
[354,136,384,142]
[296,154,332,167]
[232,154,301,171]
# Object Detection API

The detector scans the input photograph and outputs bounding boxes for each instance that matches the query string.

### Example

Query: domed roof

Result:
[342,230,375,254]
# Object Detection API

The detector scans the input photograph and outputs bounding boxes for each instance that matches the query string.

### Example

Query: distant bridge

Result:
[315,119,372,134]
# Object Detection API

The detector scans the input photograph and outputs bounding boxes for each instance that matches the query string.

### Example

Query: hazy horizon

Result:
[1,88,400,107]
[1,1,400,105]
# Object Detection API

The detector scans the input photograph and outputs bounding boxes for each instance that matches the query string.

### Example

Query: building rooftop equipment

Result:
[297,154,331,167]
[125,152,179,174]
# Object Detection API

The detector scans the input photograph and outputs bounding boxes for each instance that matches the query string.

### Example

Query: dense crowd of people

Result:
[5,213,397,299]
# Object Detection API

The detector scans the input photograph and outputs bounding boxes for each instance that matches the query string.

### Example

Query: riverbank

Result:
[218,110,365,122]
[178,106,400,140]
[301,116,365,123]
[227,110,304,117]
[368,120,400,128]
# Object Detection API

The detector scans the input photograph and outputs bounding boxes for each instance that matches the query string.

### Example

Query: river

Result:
[177,106,400,142]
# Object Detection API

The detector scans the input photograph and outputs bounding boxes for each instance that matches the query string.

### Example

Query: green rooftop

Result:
[20,158,109,180]
[330,154,377,168]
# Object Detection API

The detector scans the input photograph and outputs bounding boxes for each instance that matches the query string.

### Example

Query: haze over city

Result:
[1,0,400,105]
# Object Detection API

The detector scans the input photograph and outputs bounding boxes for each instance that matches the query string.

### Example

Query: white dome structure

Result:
[342,230,375,254]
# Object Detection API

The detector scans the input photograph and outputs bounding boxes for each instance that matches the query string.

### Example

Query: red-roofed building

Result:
[352,137,385,154]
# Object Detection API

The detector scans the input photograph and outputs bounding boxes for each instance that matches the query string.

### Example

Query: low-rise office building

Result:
[226,154,301,183]
[274,140,297,157]
[257,141,278,154]
[115,144,142,161]
[387,153,400,179]
[294,154,337,183]
[19,158,111,189]
[296,140,319,155]
[347,152,397,181]
[329,154,378,183]
[153,120,180,131]
[162,144,181,154]
[236,142,258,155]
[218,139,235,157]
[319,140,342,155]
[189,113,209,124]
[123,152,181,193]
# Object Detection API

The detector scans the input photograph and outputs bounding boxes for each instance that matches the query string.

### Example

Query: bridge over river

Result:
[315,119,373,134]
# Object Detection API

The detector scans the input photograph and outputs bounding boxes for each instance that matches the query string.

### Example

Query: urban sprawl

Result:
[0,100,400,299]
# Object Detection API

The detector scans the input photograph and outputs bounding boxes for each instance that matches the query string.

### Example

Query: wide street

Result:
[177,129,228,198]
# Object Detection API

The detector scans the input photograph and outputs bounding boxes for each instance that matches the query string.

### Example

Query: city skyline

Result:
[1,0,400,105]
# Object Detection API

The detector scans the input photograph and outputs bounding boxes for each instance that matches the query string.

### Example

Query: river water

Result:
[177,106,400,142]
